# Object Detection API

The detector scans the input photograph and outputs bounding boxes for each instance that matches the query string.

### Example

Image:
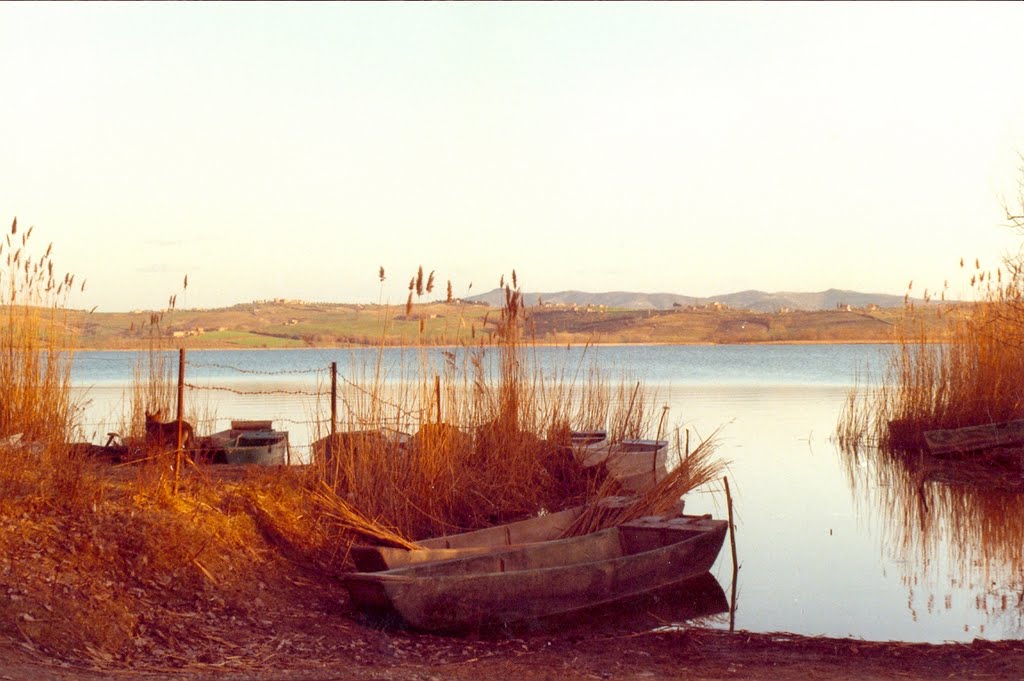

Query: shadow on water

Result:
[838,441,1024,636]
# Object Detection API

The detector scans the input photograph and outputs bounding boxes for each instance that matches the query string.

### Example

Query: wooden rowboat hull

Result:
[350,495,680,572]
[575,439,669,493]
[341,515,727,631]
[924,418,1024,456]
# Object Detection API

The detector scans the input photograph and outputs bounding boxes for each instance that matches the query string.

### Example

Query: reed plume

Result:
[308,270,722,543]
[560,431,725,537]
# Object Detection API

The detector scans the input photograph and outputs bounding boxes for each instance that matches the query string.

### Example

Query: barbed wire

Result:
[184,382,324,397]
[184,360,325,376]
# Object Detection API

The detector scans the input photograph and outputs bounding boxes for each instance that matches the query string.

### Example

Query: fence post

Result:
[435,375,442,424]
[329,361,338,465]
[173,347,185,494]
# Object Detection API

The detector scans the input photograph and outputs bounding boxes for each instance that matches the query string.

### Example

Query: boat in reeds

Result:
[351,505,582,572]
[924,419,1024,456]
[340,513,727,631]
[575,438,669,493]
[203,420,290,465]
[349,495,681,572]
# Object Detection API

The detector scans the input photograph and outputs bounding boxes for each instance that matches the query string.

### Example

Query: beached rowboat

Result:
[350,495,681,572]
[340,514,727,631]
[351,505,584,572]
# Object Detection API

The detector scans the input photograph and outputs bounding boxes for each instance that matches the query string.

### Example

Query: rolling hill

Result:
[464,288,910,312]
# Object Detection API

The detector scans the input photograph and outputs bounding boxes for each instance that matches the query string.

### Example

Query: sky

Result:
[2,2,1024,312]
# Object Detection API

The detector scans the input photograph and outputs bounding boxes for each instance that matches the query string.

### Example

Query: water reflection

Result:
[79,345,1007,641]
[839,443,1024,637]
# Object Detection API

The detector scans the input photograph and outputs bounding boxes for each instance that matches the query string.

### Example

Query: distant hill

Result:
[464,288,910,312]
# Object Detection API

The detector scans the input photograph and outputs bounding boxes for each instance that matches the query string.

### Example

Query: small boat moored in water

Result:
[924,418,1024,456]
[340,513,727,631]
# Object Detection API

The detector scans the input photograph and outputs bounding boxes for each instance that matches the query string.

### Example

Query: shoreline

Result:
[4,623,1021,681]
[70,338,907,352]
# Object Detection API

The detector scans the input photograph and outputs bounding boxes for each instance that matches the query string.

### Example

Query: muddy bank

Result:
[3,566,1022,681]
[5,627,1024,681]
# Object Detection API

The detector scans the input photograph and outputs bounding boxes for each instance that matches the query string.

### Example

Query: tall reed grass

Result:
[838,182,1024,450]
[0,218,77,444]
[120,281,216,468]
[0,218,89,508]
[838,256,1024,451]
[0,240,727,663]
[310,274,721,543]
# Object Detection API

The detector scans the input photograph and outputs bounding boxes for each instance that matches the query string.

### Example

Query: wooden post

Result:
[435,375,442,424]
[654,405,668,476]
[330,361,338,439]
[724,476,739,631]
[326,361,338,468]
[173,348,185,494]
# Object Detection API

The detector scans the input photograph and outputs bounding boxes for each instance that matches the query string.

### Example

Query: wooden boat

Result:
[311,429,411,465]
[352,505,582,572]
[924,419,1024,456]
[498,571,728,635]
[203,420,290,465]
[569,429,608,447]
[340,513,727,631]
[350,495,681,572]
[576,438,669,493]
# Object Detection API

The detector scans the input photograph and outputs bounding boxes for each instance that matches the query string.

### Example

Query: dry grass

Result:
[561,431,726,537]
[0,221,291,663]
[0,246,726,664]
[0,218,77,446]
[309,274,723,543]
[0,464,333,665]
[838,278,1024,452]
[839,179,1024,451]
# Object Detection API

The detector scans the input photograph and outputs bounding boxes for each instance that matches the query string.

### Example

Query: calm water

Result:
[70,344,1024,643]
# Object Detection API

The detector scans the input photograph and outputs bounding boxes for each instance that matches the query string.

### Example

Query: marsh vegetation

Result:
[0,232,726,669]
[839,184,1024,453]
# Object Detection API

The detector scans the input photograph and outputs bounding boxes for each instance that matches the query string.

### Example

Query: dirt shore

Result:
[6,628,1024,681]
[4,570,1023,681]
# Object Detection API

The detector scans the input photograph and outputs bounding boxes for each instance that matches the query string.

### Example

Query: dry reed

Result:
[0,218,77,445]
[838,259,1024,452]
[839,178,1024,450]
[309,272,719,543]
[560,431,725,537]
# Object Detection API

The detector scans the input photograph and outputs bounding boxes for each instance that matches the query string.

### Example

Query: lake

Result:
[69,343,1024,643]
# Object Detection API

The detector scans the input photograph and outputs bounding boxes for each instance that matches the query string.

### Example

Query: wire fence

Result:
[70,347,686,466]
[72,350,454,465]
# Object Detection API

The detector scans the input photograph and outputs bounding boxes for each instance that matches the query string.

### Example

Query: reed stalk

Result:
[309,272,720,543]
[839,258,1024,451]
[560,431,725,537]
[0,218,86,509]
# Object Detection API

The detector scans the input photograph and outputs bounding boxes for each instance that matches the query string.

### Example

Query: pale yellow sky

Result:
[2,2,1023,311]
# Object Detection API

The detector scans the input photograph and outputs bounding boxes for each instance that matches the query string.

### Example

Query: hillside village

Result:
[67,290,950,350]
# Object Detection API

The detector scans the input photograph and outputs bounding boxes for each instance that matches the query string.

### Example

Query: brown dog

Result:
[144,409,195,452]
